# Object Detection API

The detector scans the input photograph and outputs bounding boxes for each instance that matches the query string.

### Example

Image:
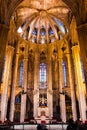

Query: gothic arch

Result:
[1,0,86,27]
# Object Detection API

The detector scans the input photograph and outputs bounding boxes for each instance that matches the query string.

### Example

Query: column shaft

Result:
[10,44,19,122]
[1,46,14,122]
[72,45,86,122]
[0,24,9,84]
[66,53,77,121]
[58,58,66,122]
[47,55,53,119]
[33,53,39,118]
[77,24,87,84]
[20,43,28,122]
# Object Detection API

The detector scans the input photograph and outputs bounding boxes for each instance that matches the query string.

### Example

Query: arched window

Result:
[62,61,67,86]
[39,63,47,89]
[19,61,23,86]
[48,27,54,35]
[15,95,21,116]
[32,28,37,35]
[40,28,46,36]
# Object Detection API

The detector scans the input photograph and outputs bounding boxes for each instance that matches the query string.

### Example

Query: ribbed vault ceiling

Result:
[14,0,70,44]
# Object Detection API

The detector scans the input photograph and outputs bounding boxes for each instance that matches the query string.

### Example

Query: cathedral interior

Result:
[0,0,87,125]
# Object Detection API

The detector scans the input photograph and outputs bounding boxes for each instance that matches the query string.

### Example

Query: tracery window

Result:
[19,61,23,86]
[39,63,47,89]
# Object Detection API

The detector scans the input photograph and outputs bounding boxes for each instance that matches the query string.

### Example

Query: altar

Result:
[35,107,51,124]
[38,107,49,117]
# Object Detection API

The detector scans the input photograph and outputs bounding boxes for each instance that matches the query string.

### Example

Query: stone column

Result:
[66,53,77,121]
[1,46,14,122]
[77,24,87,83]
[72,44,86,122]
[20,43,28,123]
[33,52,39,118]
[47,53,53,119]
[53,53,58,90]
[58,54,66,122]
[0,24,9,84]
[10,44,19,122]
[71,18,87,86]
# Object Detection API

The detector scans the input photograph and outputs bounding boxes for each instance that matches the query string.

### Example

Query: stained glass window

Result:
[62,61,67,86]
[32,28,37,35]
[40,28,46,36]
[39,63,47,89]
[48,27,54,35]
[19,61,23,86]
[15,95,21,103]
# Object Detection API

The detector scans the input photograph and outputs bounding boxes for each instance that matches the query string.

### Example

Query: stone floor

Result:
[13,124,67,130]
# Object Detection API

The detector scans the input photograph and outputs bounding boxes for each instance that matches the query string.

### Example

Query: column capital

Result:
[72,45,80,56]
[71,43,79,50]
[47,89,53,95]
[6,45,14,51]
[57,57,63,61]
[6,45,14,56]
[65,52,70,56]
[65,53,71,60]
